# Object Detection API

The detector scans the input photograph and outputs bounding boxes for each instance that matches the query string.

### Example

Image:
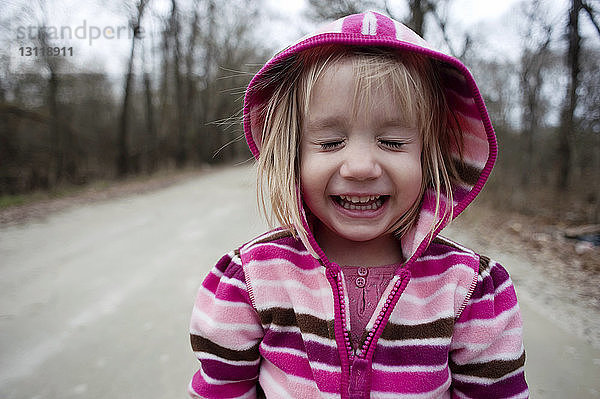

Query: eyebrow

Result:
[304,117,348,131]
[376,117,416,129]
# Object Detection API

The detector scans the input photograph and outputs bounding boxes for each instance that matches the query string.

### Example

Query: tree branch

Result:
[581,1,600,37]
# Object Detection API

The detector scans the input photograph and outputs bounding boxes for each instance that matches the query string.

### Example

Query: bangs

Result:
[297,48,430,135]
[351,54,424,130]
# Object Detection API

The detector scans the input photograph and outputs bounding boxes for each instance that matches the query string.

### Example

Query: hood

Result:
[243,11,496,269]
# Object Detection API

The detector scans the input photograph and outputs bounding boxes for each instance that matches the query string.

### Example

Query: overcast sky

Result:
[4,0,575,77]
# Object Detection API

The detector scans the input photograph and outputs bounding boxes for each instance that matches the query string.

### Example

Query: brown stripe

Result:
[432,237,461,251]
[479,255,491,274]
[381,318,454,340]
[453,159,482,187]
[259,307,334,339]
[450,351,526,379]
[190,334,260,361]
[253,230,294,245]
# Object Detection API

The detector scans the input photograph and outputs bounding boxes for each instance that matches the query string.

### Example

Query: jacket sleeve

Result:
[449,256,529,398]
[188,251,264,399]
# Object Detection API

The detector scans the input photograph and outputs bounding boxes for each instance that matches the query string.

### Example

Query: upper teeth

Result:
[339,195,380,204]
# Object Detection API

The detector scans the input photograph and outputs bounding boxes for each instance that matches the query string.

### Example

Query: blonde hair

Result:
[255,46,463,246]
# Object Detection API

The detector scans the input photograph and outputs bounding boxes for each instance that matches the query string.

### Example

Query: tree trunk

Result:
[557,0,582,190]
[185,4,200,164]
[117,0,148,177]
[171,0,187,168]
[408,0,427,37]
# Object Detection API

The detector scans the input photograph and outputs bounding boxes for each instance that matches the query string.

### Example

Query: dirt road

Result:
[1,165,599,398]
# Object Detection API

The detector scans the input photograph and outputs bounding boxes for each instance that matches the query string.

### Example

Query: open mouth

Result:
[332,195,388,211]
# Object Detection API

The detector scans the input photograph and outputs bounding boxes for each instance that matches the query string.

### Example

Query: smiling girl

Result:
[188,12,528,399]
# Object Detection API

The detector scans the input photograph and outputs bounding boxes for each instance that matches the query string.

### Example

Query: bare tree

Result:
[117,0,149,177]
[142,38,158,173]
[306,0,377,21]
[518,0,553,185]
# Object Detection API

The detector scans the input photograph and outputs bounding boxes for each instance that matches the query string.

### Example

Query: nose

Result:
[339,145,382,181]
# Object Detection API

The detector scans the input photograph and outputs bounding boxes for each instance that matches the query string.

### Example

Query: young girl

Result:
[189,12,528,399]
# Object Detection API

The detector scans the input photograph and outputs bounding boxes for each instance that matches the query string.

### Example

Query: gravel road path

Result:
[1,165,599,398]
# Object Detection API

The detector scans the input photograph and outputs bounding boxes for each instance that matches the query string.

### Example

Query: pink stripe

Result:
[261,349,313,379]
[190,311,261,349]
[191,371,254,398]
[459,123,491,165]
[252,284,334,315]
[452,336,524,364]
[260,360,323,396]
[193,291,260,325]
[371,368,450,393]
[261,350,342,393]
[446,89,480,119]
[375,12,396,36]
[341,14,366,34]
[453,310,523,344]
[410,255,478,279]
[463,289,518,319]
[394,290,457,321]
[202,271,246,297]
[246,263,326,291]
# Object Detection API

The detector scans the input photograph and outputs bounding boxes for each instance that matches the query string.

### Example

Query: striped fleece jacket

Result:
[189,11,528,399]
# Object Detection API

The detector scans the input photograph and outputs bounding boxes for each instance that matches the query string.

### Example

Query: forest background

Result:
[1,0,599,237]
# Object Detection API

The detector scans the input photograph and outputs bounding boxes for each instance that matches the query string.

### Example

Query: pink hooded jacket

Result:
[189,12,528,399]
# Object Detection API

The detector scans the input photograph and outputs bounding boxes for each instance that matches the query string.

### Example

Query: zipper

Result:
[329,266,412,398]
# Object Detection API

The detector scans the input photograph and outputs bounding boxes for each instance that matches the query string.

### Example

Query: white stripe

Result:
[197,362,257,386]
[417,250,476,263]
[261,342,308,359]
[377,336,451,347]
[267,324,337,348]
[260,358,318,392]
[362,11,377,35]
[261,343,340,373]
[470,278,513,304]
[259,364,293,396]
[332,16,345,33]
[220,274,247,290]
[197,285,250,308]
[453,345,525,364]
[256,302,333,317]
[190,308,263,334]
[400,284,463,305]
[194,351,260,366]
[452,366,525,385]
[252,278,331,297]
[311,361,341,373]
[506,390,530,399]
[250,242,309,256]
[210,267,224,278]
[372,361,448,373]
[389,309,454,325]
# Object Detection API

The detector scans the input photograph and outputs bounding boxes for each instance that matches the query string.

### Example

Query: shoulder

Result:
[418,235,517,320]
[238,228,316,267]
[414,235,480,278]
[428,238,520,322]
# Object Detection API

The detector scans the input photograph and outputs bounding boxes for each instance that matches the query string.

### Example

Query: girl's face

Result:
[300,60,423,250]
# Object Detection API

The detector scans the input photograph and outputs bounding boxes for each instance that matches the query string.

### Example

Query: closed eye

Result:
[379,140,406,150]
[319,140,345,151]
